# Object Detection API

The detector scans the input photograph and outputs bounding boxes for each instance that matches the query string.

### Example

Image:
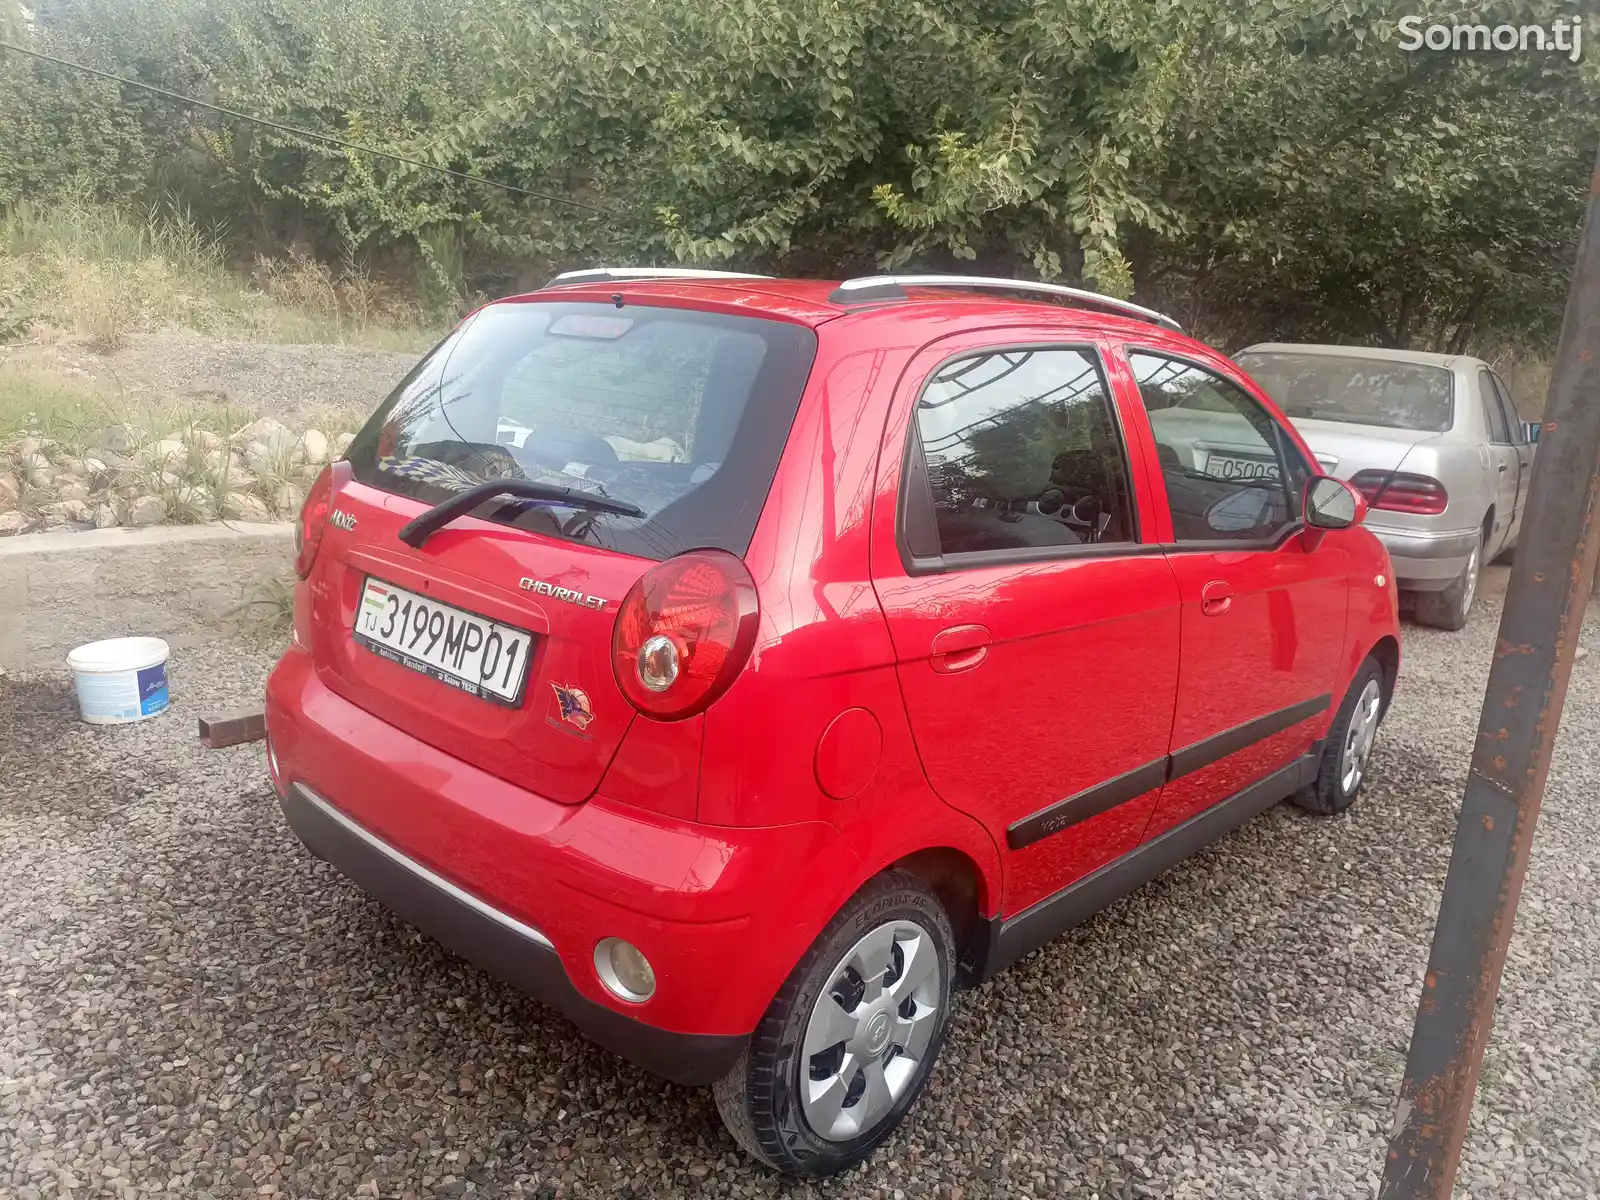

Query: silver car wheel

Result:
[1340,678,1384,795]
[800,919,943,1142]
[1460,543,1480,619]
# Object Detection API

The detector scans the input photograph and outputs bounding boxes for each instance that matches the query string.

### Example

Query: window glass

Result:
[910,348,1134,557]
[345,302,817,560]
[1236,352,1453,433]
[1490,374,1525,445]
[1131,353,1297,543]
[1478,370,1511,443]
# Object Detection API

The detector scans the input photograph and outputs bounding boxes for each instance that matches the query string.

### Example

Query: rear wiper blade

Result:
[398,479,646,549]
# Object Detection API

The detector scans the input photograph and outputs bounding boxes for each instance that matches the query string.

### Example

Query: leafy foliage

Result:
[1,0,1595,350]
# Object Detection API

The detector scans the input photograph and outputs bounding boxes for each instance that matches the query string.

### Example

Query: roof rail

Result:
[543,267,772,288]
[828,274,1182,332]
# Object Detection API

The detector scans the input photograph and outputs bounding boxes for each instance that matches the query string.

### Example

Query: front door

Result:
[1124,349,1351,840]
[870,337,1181,914]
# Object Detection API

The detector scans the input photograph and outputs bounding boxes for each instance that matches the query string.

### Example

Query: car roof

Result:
[1238,342,1481,371]
[501,276,1191,342]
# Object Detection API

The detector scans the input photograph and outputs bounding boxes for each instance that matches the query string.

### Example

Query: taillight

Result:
[1348,469,1449,516]
[294,465,336,578]
[612,550,759,720]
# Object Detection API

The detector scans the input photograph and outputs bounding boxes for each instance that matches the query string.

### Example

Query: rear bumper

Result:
[265,646,857,1085]
[278,781,745,1085]
[1369,524,1478,590]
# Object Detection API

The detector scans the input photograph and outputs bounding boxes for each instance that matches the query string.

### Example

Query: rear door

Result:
[1476,367,1519,555]
[1123,349,1350,840]
[870,332,1181,914]
[1488,371,1533,541]
[309,299,817,803]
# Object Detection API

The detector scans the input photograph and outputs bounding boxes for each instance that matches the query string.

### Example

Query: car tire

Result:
[1292,657,1386,816]
[713,869,955,1176]
[1415,533,1482,631]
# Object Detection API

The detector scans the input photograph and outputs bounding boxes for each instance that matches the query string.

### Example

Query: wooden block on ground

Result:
[199,709,266,749]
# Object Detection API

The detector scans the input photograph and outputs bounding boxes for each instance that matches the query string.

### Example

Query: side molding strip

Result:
[980,747,1322,979]
[1167,693,1330,781]
[1007,757,1168,850]
[1005,694,1332,851]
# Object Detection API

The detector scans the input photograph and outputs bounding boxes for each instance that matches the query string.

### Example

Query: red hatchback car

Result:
[265,269,1399,1176]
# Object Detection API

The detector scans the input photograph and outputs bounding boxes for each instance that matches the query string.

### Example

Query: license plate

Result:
[1204,452,1280,482]
[354,578,533,706]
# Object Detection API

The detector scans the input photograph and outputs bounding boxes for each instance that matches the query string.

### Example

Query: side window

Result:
[906,347,1135,559]
[1130,352,1299,544]
[1490,374,1525,445]
[1478,370,1511,443]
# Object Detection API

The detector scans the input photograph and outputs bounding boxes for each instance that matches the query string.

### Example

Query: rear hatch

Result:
[1277,417,1441,480]
[305,296,817,803]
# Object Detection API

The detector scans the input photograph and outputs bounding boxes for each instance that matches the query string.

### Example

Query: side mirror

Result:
[1524,421,1541,445]
[1304,476,1364,530]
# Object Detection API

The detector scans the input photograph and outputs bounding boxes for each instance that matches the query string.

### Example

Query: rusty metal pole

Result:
[1379,149,1600,1197]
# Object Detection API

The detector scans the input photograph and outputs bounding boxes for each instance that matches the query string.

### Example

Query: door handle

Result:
[1498,463,1508,472]
[1200,580,1233,616]
[930,624,991,673]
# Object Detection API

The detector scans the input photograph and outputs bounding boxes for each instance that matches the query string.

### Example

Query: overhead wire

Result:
[0,39,609,214]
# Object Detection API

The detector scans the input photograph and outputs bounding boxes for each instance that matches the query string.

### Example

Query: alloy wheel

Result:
[799,920,944,1141]
[1461,543,1480,619]
[1339,677,1384,795]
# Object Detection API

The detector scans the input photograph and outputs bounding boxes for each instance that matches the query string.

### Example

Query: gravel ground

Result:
[73,330,419,427]
[3,599,1599,1199]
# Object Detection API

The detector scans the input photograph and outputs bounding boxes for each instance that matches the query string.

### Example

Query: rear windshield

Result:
[347,301,817,559]
[1236,352,1454,434]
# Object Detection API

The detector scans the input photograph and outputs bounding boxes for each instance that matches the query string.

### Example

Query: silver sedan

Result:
[1235,344,1536,630]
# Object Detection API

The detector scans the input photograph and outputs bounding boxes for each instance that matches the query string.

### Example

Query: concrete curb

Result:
[0,522,293,671]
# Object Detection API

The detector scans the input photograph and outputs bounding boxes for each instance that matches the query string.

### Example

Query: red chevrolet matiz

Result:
[265,269,1399,1175]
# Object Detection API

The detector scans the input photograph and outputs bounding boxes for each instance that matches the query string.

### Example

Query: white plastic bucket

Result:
[66,637,171,725]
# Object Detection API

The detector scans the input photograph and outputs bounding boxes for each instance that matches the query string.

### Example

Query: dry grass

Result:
[0,195,436,352]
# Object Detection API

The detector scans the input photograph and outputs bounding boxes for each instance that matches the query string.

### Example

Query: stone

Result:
[0,472,18,508]
[300,428,330,465]
[99,423,143,455]
[0,511,28,536]
[125,495,167,527]
[141,438,188,467]
[222,492,272,522]
[271,483,305,516]
[40,499,91,525]
[334,432,355,457]
[82,456,108,477]
[92,503,119,529]
[244,440,276,473]
[234,416,292,448]
[21,452,54,488]
[56,455,87,478]
[15,435,44,459]
[221,467,258,492]
[186,428,224,452]
[56,480,91,503]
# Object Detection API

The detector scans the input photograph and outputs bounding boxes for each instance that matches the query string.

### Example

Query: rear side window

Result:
[1478,369,1511,443]
[903,347,1136,561]
[1489,373,1525,445]
[346,302,817,560]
